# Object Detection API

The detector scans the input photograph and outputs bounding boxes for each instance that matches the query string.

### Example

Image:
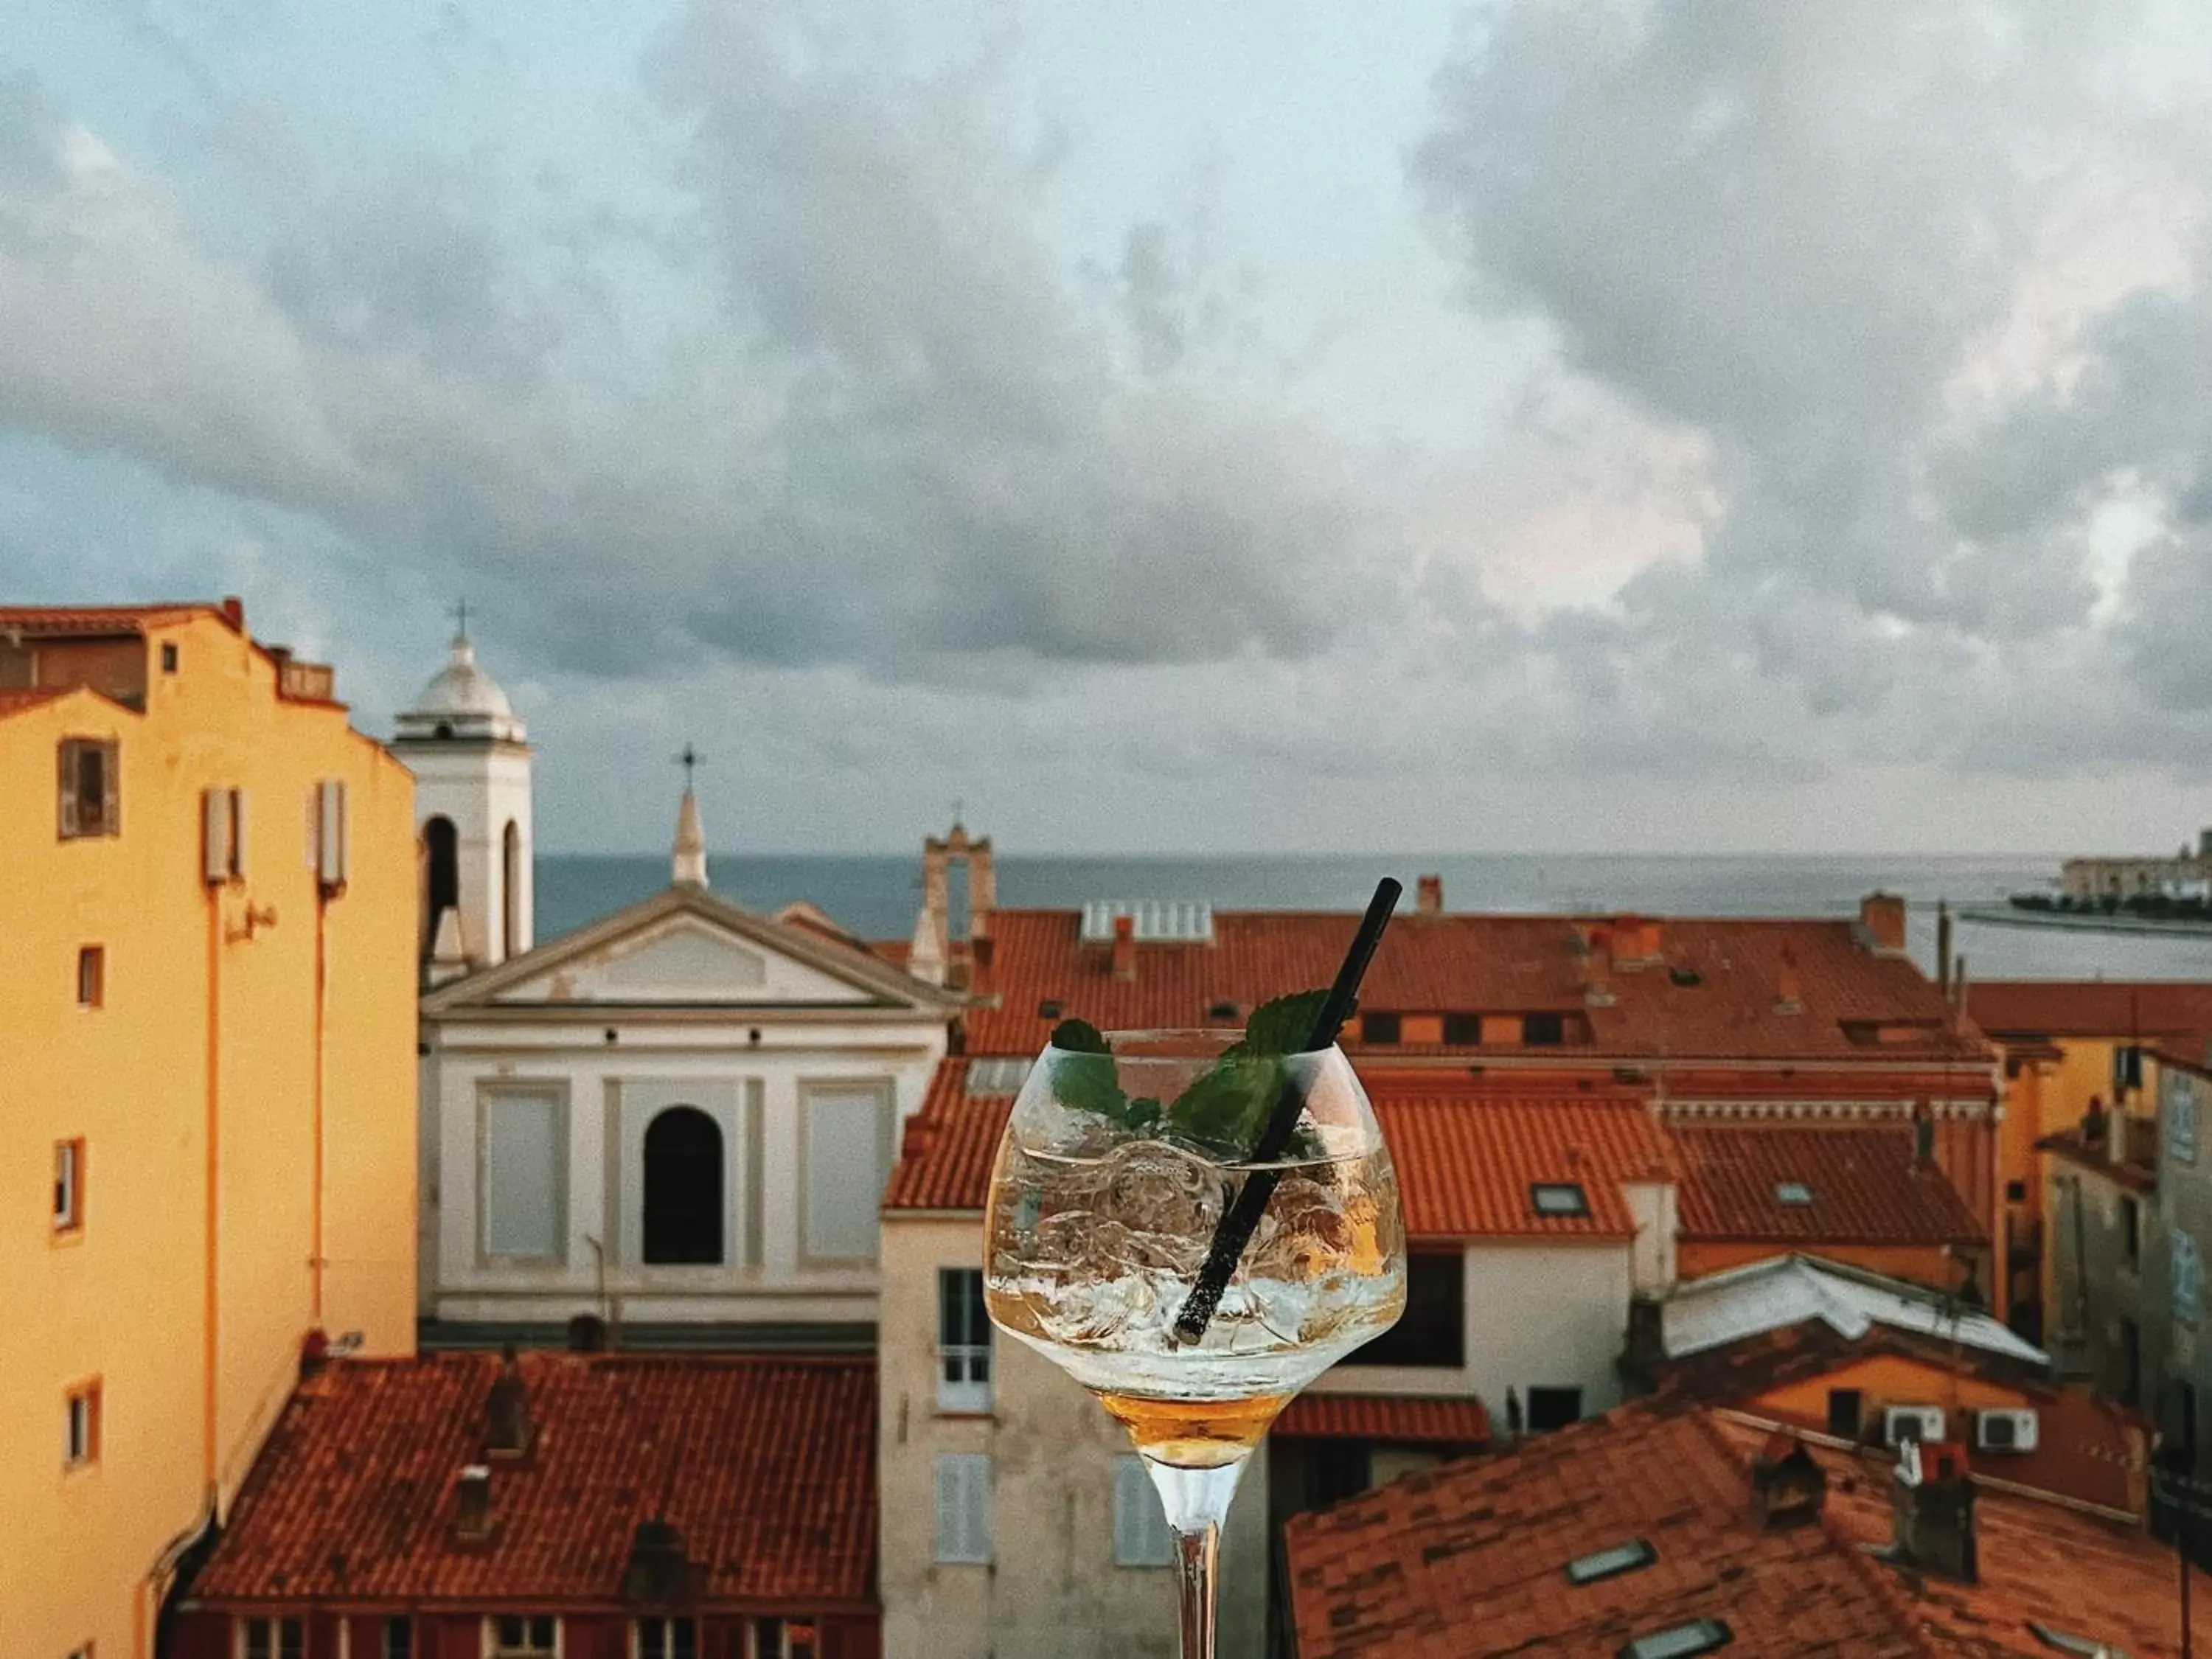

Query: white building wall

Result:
[424,1014,944,1325]
[880,1217,1272,1659]
[401,741,532,966]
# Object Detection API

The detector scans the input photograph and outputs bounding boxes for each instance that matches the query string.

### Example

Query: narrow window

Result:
[1826,1388,1863,1439]
[750,1619,785,1659]
[64,1380,100,1467]
[937,1267,992,1411]
[1531,1183,1590,1218]
[1113,1455,1175,1567]
[1361,1011,1402,1044]
[502,818,522,958]
[383,1618,413,1659]
[1523,1012,1567,1046]
[76,945,103,1009]
[422,815,459,955]
[488,1616,559,1658]
[2115,1046,2144,1094]
[1442,1012,1484,1045]
[54,1139,83,1233]
[641,1106,725,1265]
[2006,1179,2028,1203]
[57,738,120,839]
[1526,1386,1583,1433]
[934,1453,992,1563]
[2123,1197,2141,1267]
[636,1619,697,1659]
[161,641,179,673]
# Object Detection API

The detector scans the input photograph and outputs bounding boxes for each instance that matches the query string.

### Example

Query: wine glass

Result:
[984,1029,1406,1659]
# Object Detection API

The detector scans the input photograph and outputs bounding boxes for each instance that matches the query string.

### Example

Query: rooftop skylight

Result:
[1621,1619,1732,1659]
[965,1057,1032,1095]
[2028,1623,2126,1659]
[1565,1538,1655,1585]
[1531,1183,1590,1218]
[1775,1181,1814,1206]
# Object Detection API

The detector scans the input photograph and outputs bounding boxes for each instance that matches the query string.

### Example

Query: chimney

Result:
[970,836,997,942]
[1888,1439,1977,1583]
[566,1312,609,1353]
[1951,953,1968,1014]
[486,1344,532,1458]
[1624,1295,1664,1375]
[1860,891,1907,953]
[1750,1433,1829,1531]
[299,1327,330,1378]
[1113,913,1137,981]
[1585,928,1616,1008]
[455,1464,494,1543]
[1416,874,1444,916]
[622,1517,695,1606]
[1774,943,1803,1015]
[220,595,245,630]
[1935,902,1952,996]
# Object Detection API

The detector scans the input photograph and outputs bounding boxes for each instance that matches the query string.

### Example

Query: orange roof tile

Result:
[1274,1393,1491,1445]
[1969,979,2212,1043]
[0,602,220,634]
[965,908,1987,1065]
[0,686,68,719]
[883,1059,1004,1212]
[2037,1124,2157,1194]
[1285,1402,2204,1659]
[1366,1086,1674,1241]
[188,1352,876,1609]
[1672,1121,1987,1245]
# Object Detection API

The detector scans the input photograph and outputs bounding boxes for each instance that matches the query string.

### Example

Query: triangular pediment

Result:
[421,886,960,1015]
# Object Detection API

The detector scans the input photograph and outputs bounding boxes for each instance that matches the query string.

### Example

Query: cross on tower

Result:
[679,745,703,786]
[450,597,470,639]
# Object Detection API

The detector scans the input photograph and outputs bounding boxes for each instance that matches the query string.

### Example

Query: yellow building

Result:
[0,601,418,1659]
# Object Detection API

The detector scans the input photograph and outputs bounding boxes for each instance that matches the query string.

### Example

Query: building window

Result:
[161,641,180,672]
[1361,1011,1402,1045]
[54,1139,83,1233]
[238,1620,303,1659]
[1826,1388,1863,1439]
[2115,1045,2144,1095]
[934,1453,992,1563]
[1114,1455,1176,1567]
[801,1082,892,1264]
[748,1621,815,1659]
[487,1616,558,1658]
[1352,1251,1464,1367]
[636,1618,697,1659]
[75,945,104,1009]
[2123,1196,2141,1267]
[938,1267,992,1411]
[422,815,459,953]
[64,1380,100,1468]
[1526,1386,1583,1433]
[1531,1183,1590,1218]
[383,1618,412,1659]
[1622,1619,1732,1659]
[503,819,523,958]
[480,1091,565,1262]
[1443,1012,1484,1045]
[57,738,119,839]
[1565,1538,1656,1585]
[2006,1179,2028,1203]
[1523,1012,1566,1046]
[641,1106,726,1265]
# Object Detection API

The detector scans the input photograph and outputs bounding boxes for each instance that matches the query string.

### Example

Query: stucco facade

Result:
[1,605,417,1659]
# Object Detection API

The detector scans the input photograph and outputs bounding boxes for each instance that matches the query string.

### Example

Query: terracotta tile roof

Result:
[188,1352,876,1608]
[882,1060,1672,1241]
[1286,1402,2205,1659]
[2036,1125,2157,1194]
[0,686,68,719]
[1274,1392,1491,1445]
[1969,978,2212,1043]
[0,602,218,634]
[1672,1122,1987,1245]
[1364,1084,1674,1241]
[964,907,1987,1063]
[869,939,912,968]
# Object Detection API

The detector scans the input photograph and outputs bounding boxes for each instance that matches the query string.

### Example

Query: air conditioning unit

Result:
[1883,1405,1947,1447]
[1975,1408,2039,1453]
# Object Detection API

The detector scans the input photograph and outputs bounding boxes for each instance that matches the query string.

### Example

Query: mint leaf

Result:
[1051,1018,1110,1053]
[1242,989,1341,1056]
[1051,1048,1126,1118]
[1165,1054,1287,1157]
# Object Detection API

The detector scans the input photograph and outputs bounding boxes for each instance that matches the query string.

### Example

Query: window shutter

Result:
[100,740,119,835]
[318,779,349,889]
[57,741,79,837]
[230,787,248,877]
[202,789,229,884]
[935,1454,990,1562]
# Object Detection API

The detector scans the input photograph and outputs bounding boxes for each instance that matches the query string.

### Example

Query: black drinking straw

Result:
[1172,876,1402,1345]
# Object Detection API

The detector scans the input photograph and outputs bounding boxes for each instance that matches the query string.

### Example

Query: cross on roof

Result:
[679,745,702,785]
[450,597,470,639]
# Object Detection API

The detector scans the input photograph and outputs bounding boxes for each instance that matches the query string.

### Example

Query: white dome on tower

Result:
[395,630,526,744]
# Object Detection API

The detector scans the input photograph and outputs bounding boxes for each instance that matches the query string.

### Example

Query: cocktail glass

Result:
[984,1030,1406,1658]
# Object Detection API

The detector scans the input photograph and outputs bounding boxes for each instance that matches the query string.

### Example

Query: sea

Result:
[535,852,2212,984]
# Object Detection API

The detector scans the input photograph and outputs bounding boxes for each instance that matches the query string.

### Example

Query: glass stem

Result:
[1144,1455,1247,1659]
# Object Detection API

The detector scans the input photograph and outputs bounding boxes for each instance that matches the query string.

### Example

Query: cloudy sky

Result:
[10,0,2212,854]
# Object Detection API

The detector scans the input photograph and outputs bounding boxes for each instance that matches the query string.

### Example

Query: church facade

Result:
[399,630,960,1344]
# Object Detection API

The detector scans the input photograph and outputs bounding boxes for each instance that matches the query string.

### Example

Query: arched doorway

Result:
[642,1107,724,1265]
[423,815,459,956]
[502,819,522,959]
